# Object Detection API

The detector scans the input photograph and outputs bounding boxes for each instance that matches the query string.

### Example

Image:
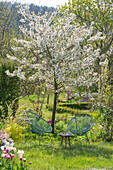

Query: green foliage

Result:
[55,120,66,131]
[91,103,113,141]
[4,118,24,141]
[0,63,20,118]
[46,104,76,115]
[46,103,91,116]
[5,123,24,141]
[59,102,91,110]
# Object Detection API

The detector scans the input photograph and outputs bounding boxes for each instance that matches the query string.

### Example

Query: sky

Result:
[2,0,70,8]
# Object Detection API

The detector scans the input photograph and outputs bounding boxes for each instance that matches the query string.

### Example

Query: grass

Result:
[15,136,113,170]
[13,94,113,169]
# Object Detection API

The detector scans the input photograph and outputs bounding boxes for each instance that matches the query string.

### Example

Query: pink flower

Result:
[7,155,10,159]
[2,154,6,157]
[11,154,14,158]
[29,162,32,164]
[23,158,26,162]
[3,150,6,154]
[99,125,104,130]
[47,120,57,124]
[20,157,22,160]
[5,148,9,152]
[4,153,8,158]
[47,120,52,123]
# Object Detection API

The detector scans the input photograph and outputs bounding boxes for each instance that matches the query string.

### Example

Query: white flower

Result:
[17,150,24,157]
[1,146,5,150]
[6,142,10,146]
[2,139,7,144]
[10,142,14,147]
[13,147,17,152]
[2,154,6,157]
[8,138,14,143]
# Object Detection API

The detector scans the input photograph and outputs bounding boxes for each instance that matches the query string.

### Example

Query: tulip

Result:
[5,148,9,152]
[7,155,10,159]
[11,154,14,158]
[3,150,7,154]
[23,158,26,162]
[5,153,8,158]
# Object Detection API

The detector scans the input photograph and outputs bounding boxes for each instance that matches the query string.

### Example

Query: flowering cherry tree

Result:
[6,5,105,133]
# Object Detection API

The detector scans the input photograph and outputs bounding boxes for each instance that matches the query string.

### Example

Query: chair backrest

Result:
[67,113,94,135]
[25,110,52,134]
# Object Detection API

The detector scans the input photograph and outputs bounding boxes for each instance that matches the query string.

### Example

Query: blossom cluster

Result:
[6,5,106,93]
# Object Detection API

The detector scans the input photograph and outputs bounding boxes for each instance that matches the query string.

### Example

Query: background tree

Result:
[0,1,20,61]
[61,0,113,109]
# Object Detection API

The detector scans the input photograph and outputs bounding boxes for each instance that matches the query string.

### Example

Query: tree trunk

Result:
[39,87,47,116]
[47,94,49,104]
[51,92,57,134]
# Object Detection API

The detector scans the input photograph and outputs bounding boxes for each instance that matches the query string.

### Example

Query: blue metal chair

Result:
[25,110,52,144]
[67,113,94,143]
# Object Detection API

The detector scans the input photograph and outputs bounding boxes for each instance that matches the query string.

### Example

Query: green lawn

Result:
[14,136,113,170]
[13,95,113,169]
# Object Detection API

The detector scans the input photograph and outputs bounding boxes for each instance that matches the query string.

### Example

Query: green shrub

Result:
[59,102,91,110]
[0,63,20,118]
[46,104,89,115]
[55,120,66,131]
[4,118,24,140]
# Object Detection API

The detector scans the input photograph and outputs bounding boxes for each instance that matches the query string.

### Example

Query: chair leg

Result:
[85,133,90,144]
[38,134,40,145]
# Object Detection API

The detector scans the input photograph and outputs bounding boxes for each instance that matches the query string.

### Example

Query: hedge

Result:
[46,104,89,115]
[58,102,92,110]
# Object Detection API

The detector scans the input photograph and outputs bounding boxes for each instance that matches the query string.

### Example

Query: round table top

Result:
[58,132,74,137]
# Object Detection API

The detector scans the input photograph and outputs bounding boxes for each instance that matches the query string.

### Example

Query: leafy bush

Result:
[55,120,66,131]
[4,118,24,141]
[46,104,89,115]
[91,103,113,142]
[0,63,20,118]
